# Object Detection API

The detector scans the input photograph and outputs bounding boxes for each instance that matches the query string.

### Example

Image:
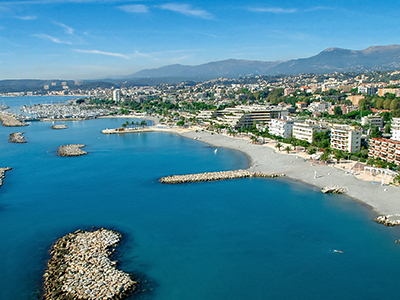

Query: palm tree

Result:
[275,142,282,152]
[333,150,344,164]
[393,174,400,185]
[285,146,291,154]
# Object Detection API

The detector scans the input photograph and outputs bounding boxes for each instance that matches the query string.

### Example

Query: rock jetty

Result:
[321,185,348,194]
[44,229,137,300]
[374,215,400,226]
[9,132,27,143]
[51,124,68,130]
[0,113,28,127]
[159,170,285,184]
[0,167,12,188]
[58,144,88,157]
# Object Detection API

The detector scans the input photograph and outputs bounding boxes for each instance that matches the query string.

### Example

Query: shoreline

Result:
[102,126,399,217]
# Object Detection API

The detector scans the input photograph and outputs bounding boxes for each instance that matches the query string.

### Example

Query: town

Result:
[3,70,400,178]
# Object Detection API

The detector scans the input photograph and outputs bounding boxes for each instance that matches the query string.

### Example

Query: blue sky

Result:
[0,0,399,80]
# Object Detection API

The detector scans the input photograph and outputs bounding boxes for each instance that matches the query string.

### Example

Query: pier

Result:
[44,229,136,300]
[159,170,284,184]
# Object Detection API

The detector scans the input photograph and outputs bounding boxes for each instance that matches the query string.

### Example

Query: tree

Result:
[358,98,366,111]
[390,99,399,111]
[393,109,400,118]
[334,106,343,116]
[394,174,400,185]
[333,150,345,163]
[370,126,382,138]
[140,120,147,127]
[275,142,282,152]
[307,146,317,155]
[376,98,384,109]
[383,98,392,110]
[285,146,291,154]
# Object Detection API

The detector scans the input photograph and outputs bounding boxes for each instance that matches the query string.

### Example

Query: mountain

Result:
[124,44,400,80]
[127,59,280,79]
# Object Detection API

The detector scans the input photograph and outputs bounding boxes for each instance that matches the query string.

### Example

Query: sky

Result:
[0,0,399,80]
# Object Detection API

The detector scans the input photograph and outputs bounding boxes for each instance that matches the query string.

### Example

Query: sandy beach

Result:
[174,129,399,217]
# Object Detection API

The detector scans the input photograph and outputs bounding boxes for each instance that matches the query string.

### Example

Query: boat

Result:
[333,250,344,253]
[214,148,218,154]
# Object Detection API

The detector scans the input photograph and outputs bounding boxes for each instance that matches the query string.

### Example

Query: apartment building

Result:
[392,117,400,141]
[269,119,294,138]
[330,125,361,153]
[368,138,400,166]
[361,115,384,128]
[292,120,324,143]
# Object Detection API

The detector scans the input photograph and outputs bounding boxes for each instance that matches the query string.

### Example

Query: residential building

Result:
[269,119,294,138]
[330,125,361,153]
[358,86,377,95]
[347,95,364,106]
[113,89,121,102]
[307,101,331,113]
[292,120,324,143]
[361,115,384,128]
[392,117,400,141]
[368,138,400,165]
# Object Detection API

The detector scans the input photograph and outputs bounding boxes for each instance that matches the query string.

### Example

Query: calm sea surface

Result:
[1,97,400,300]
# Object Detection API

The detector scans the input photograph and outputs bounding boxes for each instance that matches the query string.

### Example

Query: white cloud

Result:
[55,22,74,35]
[248,7,297,14]
[75,49,131,60]
[119,4,149,13]
[158,3,213,19]
[15,15,37,20]
[33,33,72,44]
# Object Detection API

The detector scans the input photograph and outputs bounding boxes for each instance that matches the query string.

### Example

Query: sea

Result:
[1,96,400,300]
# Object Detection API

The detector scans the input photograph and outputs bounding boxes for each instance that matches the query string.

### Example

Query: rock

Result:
[58,144,88,157]
[51,124,68,130]
[44,229,137,300]
[0,113,28,127]
[9,132,27,143]
[0,167,12,188]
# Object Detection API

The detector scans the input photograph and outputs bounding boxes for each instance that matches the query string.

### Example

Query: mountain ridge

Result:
[122,44,400,80]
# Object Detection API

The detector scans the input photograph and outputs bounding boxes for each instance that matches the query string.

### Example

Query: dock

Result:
[159,170,284,184]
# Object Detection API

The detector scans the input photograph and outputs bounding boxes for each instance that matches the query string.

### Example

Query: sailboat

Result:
[214,148,218,154]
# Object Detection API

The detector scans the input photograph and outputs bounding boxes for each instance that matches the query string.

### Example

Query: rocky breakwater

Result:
[9,132,27,143]
[44,229,137,300]
[51,124,68,130]
[374,215,400,226]
[159,170,285,184]
[0,167,12,188]
[0,113,28,127]
[58,144,87,157]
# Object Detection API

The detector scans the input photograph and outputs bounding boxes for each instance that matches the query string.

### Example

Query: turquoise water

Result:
[1,101,400,299]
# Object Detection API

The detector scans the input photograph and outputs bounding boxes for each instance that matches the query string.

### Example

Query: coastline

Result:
[106,125,399,217]
[179,130,399,216]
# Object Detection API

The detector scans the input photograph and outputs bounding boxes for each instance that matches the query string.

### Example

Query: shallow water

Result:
[1,101,400,300]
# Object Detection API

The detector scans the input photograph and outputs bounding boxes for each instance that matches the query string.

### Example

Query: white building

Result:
[113,89,121,102]
[292,120,323,143]
[330,125,362,153]
[269,119,294,138]
[361,115,384,128]
[392,117,400,141]
[307,101,331,113]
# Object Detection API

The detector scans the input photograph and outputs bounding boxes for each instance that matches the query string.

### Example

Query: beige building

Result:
[368,138,400,166]
[330,125,361,153]
[392,117,400,141]
[292,120,324,143]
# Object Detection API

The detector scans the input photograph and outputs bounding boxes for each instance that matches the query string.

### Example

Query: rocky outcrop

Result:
[9,132,27,143]
[159,170,285,184]
[321,185,348,194]
[58,144,87,157]
[0,113,28,127]
[0,167,12,188]
[374,215,400,226]
[44,229,137,300]
[51,124,68,130]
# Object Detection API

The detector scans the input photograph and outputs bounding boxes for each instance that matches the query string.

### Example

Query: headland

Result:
[0,113,28,127]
